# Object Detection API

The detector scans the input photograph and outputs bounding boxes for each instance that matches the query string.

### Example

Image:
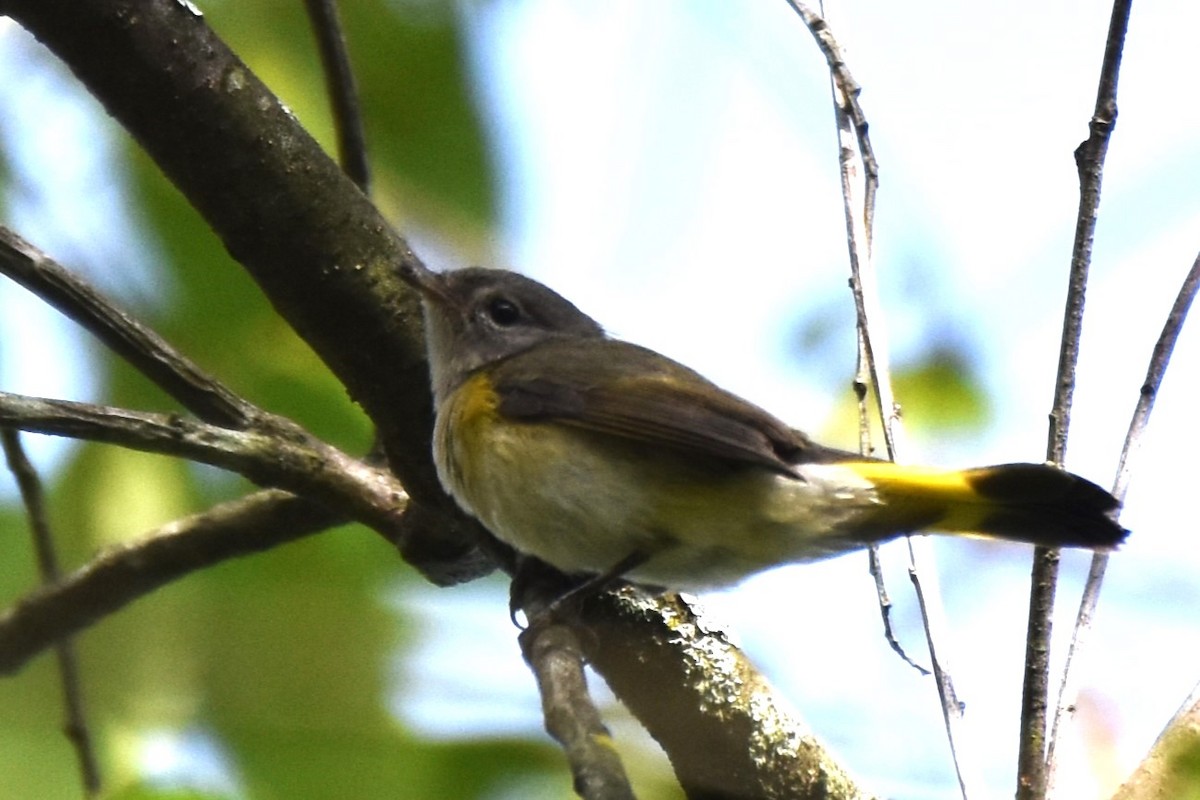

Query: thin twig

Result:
[2,429,102,793]
[790,1,973,793]
[858,339,928,674]
[1044,252,1200,797]
[0,226,256,429]
[784,0,878,236]
[512,564,635,798]
[0,489,347,675]
[303,0,370,191]
[520,618,635,800]
[0,391,408,540]
[1016,2,1133,798]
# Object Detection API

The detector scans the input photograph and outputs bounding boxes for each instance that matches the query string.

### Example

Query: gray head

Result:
[400,266,605,404]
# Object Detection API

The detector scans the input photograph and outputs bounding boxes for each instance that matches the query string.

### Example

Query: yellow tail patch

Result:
[837,460,1126,549]
[841,461,996,534]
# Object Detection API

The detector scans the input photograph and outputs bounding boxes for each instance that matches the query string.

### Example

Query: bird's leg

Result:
[509,551,650,628]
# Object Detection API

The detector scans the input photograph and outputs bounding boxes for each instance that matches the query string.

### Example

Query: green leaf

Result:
[891,346,991,434]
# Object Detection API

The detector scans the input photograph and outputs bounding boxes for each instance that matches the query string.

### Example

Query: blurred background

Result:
[1,2,1198,798]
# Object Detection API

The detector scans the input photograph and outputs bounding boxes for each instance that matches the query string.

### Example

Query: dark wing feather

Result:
[490,338,851,475]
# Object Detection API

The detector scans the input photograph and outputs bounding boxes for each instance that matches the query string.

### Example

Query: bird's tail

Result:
[842,461,1128,549]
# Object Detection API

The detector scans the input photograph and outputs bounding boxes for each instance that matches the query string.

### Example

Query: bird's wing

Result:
[489,339,851,476]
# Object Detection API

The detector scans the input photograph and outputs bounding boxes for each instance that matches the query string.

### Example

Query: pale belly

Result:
[434,410,881,589]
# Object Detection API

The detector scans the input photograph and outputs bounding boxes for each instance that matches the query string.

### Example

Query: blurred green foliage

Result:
[823,347,991,451]
[891,347,991,434]
[0,2,604,798]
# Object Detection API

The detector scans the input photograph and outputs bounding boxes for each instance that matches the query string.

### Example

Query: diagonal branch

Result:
[579,588,876,800]
[3,0,486,586]
[1112,680,1200,800]
[0,225,256,428]
[0,392,407,538]
[0,488,346,675]
[1045,251,1200,797]
[520,618,635,800]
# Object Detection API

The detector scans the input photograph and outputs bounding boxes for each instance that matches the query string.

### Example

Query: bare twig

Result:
[857,341,928,675]
[789,1,973,793]
[520,619,635,800]
[1106,252,1200,520]
[0,489,346,675]
[784,0,878,234]
[1045,252,1200,797]
[303,0,371,190]
[1018,547,1060,800]
[0,391,407,540]
[513,569,635,798]
[1017,2,1134,798]
[2,429,102,793]
[0,226,256,429]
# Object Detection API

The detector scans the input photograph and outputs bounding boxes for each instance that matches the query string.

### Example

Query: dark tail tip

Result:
[968,463,1129,549]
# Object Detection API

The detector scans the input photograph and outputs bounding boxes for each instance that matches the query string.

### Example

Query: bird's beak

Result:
[398,261,456,309]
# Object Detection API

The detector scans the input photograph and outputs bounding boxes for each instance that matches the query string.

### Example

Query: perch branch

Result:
[579,588,876,799]
[520,617,635,800]
[1111,680,1200,800]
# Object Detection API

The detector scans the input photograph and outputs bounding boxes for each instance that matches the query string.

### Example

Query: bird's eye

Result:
[485,296,522,327]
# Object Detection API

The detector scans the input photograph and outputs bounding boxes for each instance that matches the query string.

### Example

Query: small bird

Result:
[400,264,1127,591]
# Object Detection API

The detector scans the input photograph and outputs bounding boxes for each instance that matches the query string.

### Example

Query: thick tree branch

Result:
[579,589,875,800]
[1112,682,1200,800]
[4,0,485,584]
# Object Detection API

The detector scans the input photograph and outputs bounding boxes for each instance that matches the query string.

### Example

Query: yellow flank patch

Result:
[452,371,501,429]
[436,372,501,499]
